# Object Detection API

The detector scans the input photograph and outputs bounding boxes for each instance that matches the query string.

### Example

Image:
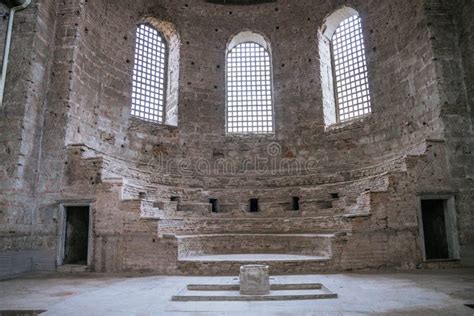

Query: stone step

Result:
[176,233,334,259]
[136,199,348,221]
[56,264,88,273]
[159,217,352,235]
[170,200,343,215]
[179,254,330,262]
[177,255,333,276]
[172,280,338,301]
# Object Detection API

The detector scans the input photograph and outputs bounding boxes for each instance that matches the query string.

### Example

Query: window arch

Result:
[226,31,274,134]
[319,7,372,125]
[131,23,168,123]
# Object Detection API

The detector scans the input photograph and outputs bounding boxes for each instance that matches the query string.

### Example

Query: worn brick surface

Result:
[0,0,472,276]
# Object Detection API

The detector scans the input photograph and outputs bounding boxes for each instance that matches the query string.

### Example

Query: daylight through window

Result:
[332,15,371,122]
[226,42,274,134]
[131,24,167,123]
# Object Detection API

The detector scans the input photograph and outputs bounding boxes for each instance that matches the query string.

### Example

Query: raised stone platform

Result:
[172,264,338,301]
[173,279,337,301]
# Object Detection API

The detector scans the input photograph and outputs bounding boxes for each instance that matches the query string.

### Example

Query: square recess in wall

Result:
[249,198,259,213]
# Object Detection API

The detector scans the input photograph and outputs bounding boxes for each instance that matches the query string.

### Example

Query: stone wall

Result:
[457,0,474,126]
[453,0,474,266]
[0,0,473,276]
[419,0,473,267]
[0,0,57,277]
[44,0,441,171]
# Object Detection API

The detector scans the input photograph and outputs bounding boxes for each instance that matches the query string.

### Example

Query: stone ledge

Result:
[172,281,337,301]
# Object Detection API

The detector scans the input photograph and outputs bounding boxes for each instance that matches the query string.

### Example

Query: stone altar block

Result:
[239,264,270,295]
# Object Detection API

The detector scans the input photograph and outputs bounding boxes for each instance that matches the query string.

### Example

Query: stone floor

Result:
[0,269,473,315]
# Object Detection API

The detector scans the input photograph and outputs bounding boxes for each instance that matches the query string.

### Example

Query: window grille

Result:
[131,24,167,123]
[226,42,274,134]
[332,15,371,122]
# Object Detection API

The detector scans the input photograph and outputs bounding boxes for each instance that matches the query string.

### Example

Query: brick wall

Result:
[0,0,472,275]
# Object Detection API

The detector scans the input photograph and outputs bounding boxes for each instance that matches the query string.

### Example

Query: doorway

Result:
[421,200,449,260]
[417,196,460,261]
[61,206,90,266]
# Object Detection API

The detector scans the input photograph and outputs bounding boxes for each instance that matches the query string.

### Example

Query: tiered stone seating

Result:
[61,140,449,274]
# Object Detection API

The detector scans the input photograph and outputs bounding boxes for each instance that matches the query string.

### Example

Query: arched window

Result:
[320,7,372,125]
[131,23,168,123]
[226,31,274,134]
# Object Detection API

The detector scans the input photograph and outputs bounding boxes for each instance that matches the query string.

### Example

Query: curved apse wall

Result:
[8,0,468,276]
[4,0,473,278]
[59,0,441,183]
